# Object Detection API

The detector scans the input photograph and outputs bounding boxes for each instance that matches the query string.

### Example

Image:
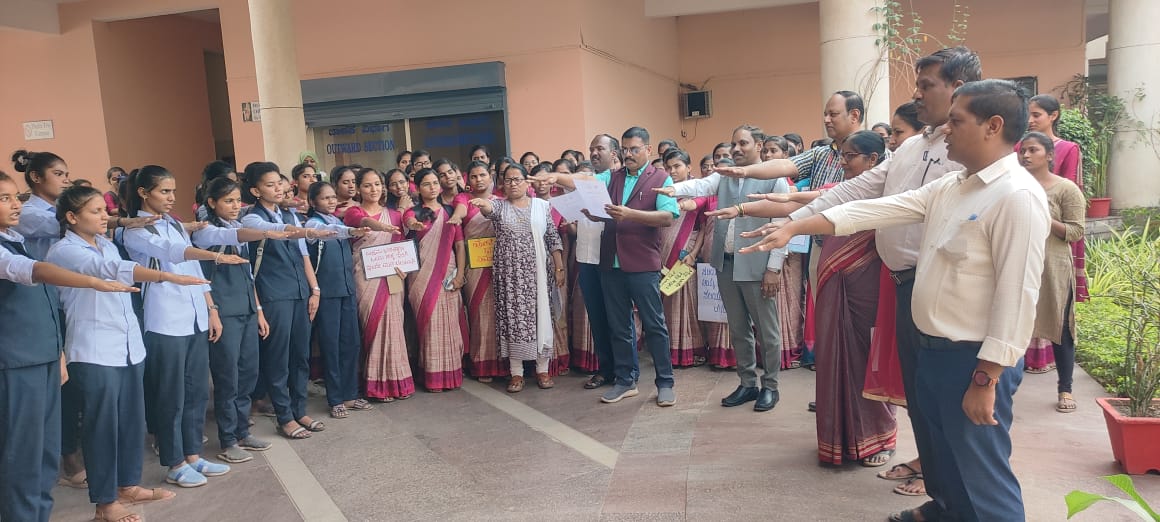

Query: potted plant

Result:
[1092,223,1160,475]
[1056,108,1107,216]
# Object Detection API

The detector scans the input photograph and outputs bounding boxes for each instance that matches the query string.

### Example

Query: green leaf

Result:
[1105,475,1160,519]
[1066,490,1112,518]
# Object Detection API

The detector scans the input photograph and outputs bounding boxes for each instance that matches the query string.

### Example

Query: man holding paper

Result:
[654,124,790,413]
[531,127,679,407]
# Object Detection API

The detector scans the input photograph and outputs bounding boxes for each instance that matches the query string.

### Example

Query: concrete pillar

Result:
[248,0,306,170]
[818,0,890,127]
[1106,0,1160,209]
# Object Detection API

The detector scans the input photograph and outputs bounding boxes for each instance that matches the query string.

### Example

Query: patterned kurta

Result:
[489,199,564,361]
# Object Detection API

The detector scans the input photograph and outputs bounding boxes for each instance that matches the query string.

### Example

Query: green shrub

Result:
[1076,297,1128,394]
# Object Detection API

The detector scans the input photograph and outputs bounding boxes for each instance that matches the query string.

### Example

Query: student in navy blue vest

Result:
[121,166,249,488]
[0,173,138,522]
[11,151,159,489]
[47,185,210,522]
[192,177,297,464]
[304,181,374,419]
[240,162,335,440]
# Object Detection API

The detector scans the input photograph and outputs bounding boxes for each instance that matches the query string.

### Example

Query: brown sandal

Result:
[507,376,525,393]
[116,486,176,506]
[93,503,141,522]
[536,373,555,389]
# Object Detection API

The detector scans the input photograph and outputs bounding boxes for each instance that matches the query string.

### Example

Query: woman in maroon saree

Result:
[461,161,505,382]
[403,168,468,392]
[345,168,414,401]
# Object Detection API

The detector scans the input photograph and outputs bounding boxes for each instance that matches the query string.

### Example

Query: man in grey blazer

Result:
[656,125,790,412]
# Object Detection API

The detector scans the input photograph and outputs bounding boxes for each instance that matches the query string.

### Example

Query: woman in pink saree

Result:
[461,161,505,382]
[666,150,708,367]
[403,168,468,392]
[344,168,414,401]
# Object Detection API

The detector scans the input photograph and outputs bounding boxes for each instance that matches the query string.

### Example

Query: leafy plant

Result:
[1065,474,1158,520]
[1092,222,1160,417]
[868,1,969,115]
[1054,75,1147,199]
[1056,108,1098,195]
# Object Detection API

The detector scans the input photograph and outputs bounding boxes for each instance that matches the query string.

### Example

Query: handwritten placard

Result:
[467,237,495,269]
[360,240,419,279]
[696,263,728,323]
[659,262,694,296]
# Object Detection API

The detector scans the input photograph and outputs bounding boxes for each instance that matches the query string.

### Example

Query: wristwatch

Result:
[971,370,998,387]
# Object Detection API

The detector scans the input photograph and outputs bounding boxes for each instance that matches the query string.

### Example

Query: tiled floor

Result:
[49,359,1159,521]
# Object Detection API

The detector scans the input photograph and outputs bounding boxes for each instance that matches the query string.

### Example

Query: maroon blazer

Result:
[599,164,670,273]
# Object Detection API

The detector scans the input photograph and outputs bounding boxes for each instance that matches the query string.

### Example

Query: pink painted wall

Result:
[93,14,223,217]
[579,0,682,152]
[0,22,110,191]
[1,0,1086,202]
[675,0,1087,160]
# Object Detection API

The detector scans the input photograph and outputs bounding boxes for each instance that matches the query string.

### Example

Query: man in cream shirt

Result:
[742,80,1048,522]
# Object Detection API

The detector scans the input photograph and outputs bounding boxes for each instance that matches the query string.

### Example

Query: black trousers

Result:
[210,313,260,448]
[0,361,59,522]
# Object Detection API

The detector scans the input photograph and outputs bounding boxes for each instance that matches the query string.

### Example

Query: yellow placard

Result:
[467,237,495,269]
[659,262,695,296]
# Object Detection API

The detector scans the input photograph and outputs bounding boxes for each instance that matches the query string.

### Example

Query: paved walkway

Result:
[50,360,1158,521]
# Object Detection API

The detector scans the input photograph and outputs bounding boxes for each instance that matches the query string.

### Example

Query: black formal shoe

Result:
[721,385,760,407]
[754,388,780,412]
[808,401,817,413]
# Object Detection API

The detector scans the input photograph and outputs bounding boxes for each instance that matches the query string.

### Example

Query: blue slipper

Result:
[191,458,230,477]
[165,463,207,488]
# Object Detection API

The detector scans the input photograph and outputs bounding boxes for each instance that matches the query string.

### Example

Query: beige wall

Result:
[93,15,223,217]
[675,0,1087,160]
[1,0,1086,203]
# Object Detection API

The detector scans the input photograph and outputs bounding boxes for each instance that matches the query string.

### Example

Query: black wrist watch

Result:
[971,370,998,387]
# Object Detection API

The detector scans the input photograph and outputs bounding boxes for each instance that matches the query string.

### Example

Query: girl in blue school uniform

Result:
[120,165,250,488]
[192,177,302,463]
[46,185,210,522]
[0,173,142,522]
[304,181,373,419]
[240,161,336,440]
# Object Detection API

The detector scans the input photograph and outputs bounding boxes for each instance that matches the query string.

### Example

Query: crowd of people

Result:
[0,45,1088,522]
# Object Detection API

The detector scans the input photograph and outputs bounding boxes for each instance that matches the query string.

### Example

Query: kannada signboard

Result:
[360,240,419,279]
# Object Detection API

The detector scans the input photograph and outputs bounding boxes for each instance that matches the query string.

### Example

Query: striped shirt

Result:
[791,143,846,191]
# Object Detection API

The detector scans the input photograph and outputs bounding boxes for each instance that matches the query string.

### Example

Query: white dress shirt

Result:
[820,153,1050,367]
[672,172,789,271]
[47,231,145,367]
[0,230,37,285]
[12,195,59,261]
[123,212,210,337]
[791,126,962,271]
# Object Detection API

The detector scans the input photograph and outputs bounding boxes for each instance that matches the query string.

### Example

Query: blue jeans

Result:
[600,269,673,389]
[578,263,637,381]
[915,333,1024,521]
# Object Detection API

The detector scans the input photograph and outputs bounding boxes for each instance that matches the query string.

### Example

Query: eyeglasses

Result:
[840,152,868,162]
[502,177,525,185]
[621,146,646,156]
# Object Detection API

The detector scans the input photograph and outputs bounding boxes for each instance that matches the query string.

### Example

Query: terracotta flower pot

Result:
[1096,397,1160,475]
[1087,197,1112,218]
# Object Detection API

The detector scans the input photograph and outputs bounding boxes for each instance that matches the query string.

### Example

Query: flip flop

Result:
[302,419,325,432]
[58,470,87,489]
[276,424,311,439]
[861,449,896,467]
[346,399,374,411]
[116,486,176,506]
[893,476,927,497]
[877,462,920,481]
[1056,392,1077,413]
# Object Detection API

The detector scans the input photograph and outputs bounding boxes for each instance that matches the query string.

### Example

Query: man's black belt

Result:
[890,268,916,286]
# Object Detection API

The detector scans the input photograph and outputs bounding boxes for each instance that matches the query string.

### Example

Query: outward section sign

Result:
[696,263,728,323]
[467,237,495,269]
[360,240,419,279]
[22,120,54,140]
